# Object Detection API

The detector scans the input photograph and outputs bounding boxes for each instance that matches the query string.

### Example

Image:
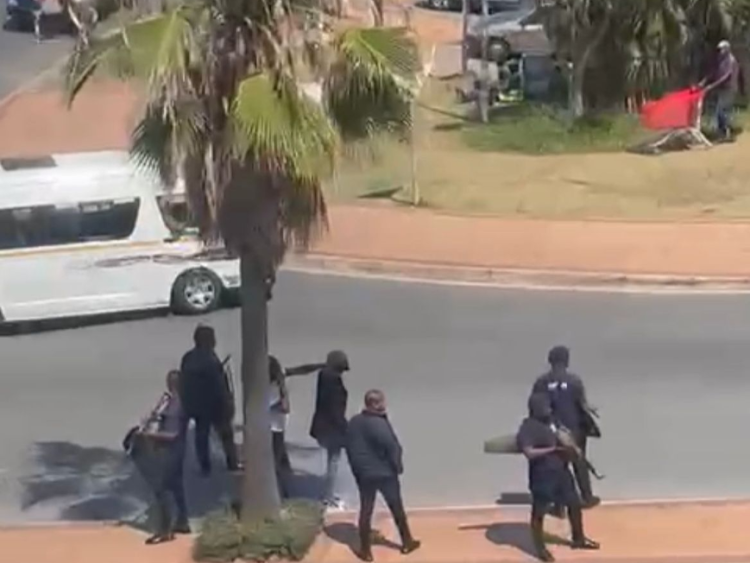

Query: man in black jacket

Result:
[310,350,350,509]
[179,325,239,476]
[532,346,600,509]
[346,390,420,562]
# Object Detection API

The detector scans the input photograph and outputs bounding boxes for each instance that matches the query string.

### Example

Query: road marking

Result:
[282,264,750,296]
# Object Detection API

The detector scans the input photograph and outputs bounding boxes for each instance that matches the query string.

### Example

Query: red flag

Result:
[640,88,704,131]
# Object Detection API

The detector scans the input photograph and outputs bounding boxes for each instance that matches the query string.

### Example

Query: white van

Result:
[0,151,240,324]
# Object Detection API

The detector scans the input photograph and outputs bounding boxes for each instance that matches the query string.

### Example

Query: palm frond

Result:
[131,104,176,185]
[231,72,338,183]
[323,27,419,140]
[63,32,129,105]
[122,8,197,90]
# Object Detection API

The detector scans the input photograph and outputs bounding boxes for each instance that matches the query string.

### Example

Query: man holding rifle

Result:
[532,346,601,510]
[179,325,240,476]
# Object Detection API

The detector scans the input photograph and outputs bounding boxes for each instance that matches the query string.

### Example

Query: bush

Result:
[193,500,324,563]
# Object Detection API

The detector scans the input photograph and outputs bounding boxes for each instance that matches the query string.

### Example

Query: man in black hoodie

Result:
[346,390,420,562]
[310,350,350,509]
[179,325,239,476]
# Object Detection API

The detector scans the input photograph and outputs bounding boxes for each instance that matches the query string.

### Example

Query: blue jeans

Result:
[323,446,342,502]
[716,90,735,138]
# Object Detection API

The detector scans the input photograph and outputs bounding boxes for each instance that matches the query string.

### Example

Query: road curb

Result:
[284,253,750,293]
[4,497,750,530]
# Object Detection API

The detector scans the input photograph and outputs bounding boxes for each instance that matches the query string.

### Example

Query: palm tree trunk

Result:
[239,252,281,522]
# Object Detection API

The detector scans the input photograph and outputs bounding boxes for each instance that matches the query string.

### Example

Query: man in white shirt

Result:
[268,355,325,498]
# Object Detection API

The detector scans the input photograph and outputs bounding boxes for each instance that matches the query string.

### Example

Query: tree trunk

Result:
[239,252,281,522]
[569,58,585,119]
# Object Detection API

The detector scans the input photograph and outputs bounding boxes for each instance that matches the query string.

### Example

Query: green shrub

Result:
[193,500,324,563]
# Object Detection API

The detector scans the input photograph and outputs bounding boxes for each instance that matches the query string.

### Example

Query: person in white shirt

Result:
[268,355,325,498]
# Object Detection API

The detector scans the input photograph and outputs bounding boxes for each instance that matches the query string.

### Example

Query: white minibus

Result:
[0,151,240,324]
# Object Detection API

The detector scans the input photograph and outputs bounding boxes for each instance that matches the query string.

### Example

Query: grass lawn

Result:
[326,77,750,220]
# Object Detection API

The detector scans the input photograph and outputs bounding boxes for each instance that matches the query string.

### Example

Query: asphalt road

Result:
[2,271,750,523]
[0,1,72,100]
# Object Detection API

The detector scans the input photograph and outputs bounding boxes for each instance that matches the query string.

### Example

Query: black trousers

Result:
[530,472,584,555]
[272,431,292,498]
[187,413,239,473]
[152,447,188,536]
[357,477,412,552]
[571,435,594,501]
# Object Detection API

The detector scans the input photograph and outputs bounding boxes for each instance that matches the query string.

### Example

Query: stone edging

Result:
[284,254,750,293]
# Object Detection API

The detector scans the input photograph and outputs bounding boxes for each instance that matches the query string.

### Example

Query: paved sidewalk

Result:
[2,502,750,563]
[301,205,750,280]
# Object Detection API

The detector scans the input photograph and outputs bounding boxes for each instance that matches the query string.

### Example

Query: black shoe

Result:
[145,533,174,545]
[356,549,374,562]
[401,539,421,555]
[536,547,555,562]
[581,496,601,509]
[571,538,600,550]
[173,523,191,534]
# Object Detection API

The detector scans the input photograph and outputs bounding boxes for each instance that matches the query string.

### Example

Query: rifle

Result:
[221,355,238,424]
[555,425,605,480]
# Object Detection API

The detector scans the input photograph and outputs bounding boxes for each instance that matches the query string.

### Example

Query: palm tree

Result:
[64,0,419,521]
[538,0,613,118]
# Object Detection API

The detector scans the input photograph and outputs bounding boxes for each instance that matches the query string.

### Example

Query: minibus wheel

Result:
[172,268,223,315]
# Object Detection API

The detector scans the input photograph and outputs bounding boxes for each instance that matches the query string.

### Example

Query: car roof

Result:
[0,151,167,210]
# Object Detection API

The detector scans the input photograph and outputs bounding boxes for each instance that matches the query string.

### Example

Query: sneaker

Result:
[323,498,346,512]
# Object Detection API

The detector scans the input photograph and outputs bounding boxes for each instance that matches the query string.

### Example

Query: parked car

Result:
[3,0,76,37]
[424,0,521,15]
[464,5,553,63]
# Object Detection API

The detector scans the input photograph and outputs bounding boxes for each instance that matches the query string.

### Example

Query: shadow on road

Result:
[20,438,326,525]
[325,522,402,557]
[459,521,569,559]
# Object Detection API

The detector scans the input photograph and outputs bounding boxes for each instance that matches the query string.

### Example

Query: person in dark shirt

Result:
[700,40,740,141]
[179,325,239,476]
[517,393,599,562]
[310,350,350,509]
[532,346,600,509]
[140,370,190,544]
[346,390,420,562]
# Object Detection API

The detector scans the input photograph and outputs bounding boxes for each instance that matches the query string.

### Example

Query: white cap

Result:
[718,40,731,50]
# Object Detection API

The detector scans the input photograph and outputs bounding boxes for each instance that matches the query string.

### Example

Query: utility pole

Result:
[478,0,490,123]
[461,0,469,74]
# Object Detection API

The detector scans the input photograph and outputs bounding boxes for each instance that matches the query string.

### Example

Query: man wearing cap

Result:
[532,346,600,510]
[701,40,740,141]
[310,350,350,509]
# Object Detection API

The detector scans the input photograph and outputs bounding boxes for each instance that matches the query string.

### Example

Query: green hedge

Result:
[194,500,324,562]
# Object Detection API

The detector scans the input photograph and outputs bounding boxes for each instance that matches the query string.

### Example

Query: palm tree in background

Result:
[64,0,420,521]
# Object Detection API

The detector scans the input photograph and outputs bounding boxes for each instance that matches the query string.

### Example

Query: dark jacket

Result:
[532,370,587,435]
[179,348,231,418]
[346,410,403,482]
[309,368,348,449]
